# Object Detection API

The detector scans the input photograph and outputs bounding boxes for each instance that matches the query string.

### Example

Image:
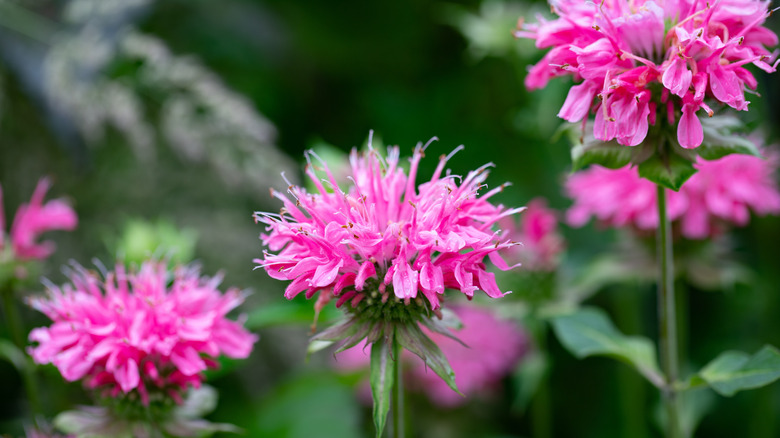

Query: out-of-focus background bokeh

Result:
[1,0,779,437]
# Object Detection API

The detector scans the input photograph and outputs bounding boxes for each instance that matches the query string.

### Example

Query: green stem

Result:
[2,282,43,424]
[612,286,647,438]
[656,185,681,438]
[531,368,552,438]
[2,283,26,348]
[675,281,688,376]
[529,312,551,438]
[392,335,404,438]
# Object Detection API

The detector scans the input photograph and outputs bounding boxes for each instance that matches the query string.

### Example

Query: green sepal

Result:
[570,134,634,171]
[637,151,697,191]
[420,315,467,348]
[697,115,761,161]
[550,307,664,388]
[307,317,365,359]
[699,345,780,397]
[369,333,395,438]
[395,323,461,395]
[309,317,360,344]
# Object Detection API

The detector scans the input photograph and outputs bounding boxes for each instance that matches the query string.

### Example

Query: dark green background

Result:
[1,0,779,437]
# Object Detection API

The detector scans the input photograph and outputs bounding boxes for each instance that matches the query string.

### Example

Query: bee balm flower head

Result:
[28,260,258,406]
[1,178,77,262]
[255,136,523,314]
[518,0,779,148]
[255,135,524,393]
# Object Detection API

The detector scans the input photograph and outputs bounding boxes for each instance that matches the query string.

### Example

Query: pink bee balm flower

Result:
[517,0,779,148]
[1,178,77,261]
[500,198,565,271]
[407,305,528,406]
[334,305,528,407]
[565,151,780,238]
[27,261,258,405]
[255,139,523,311]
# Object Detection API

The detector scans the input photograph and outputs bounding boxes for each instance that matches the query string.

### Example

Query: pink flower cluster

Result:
[518,0,778,148]
[28,261,257,404]
[334,305,528,407]
[500,198,564,270]
[565,151,780,238]
[1,178,77,261]
[256,141,523,310]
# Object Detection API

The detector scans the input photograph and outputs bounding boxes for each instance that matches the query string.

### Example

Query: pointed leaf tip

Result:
[395,323,461,396]
[700,345,780,397]
[637,152,697,191]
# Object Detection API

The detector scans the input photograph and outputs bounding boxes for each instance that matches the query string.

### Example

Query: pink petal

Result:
[171,346,207,376]
[677,104,703,148]
[355,261,376,291]
[392,257,419,299]
[558,82,598,122]
[116,358,140,393]
[662,57,693,97]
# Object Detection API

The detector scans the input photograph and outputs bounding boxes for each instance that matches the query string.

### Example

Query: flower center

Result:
[347,278,433,324]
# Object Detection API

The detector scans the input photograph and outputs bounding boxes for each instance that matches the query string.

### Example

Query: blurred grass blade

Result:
[0,339,27,372]
[511,349,548,413]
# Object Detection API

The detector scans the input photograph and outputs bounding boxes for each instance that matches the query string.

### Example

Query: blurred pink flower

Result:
[334,305,528,407]
[1,178,77,261]
[517,0,778,148]
[28,261,258,405]
[565,152,780,238]
[500,198,564,270]
[255,140,524,311]
[24,424,72,438]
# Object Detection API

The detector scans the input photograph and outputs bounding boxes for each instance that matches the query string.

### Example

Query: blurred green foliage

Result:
[1,0,779,437]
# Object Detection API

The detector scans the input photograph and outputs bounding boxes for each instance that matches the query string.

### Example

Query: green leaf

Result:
[699,345,780,396]
[697,115,761,160]
[680,389,716,438]
[569,131,633,171]
[637,152,697,191]
[107,218,198,266]
[310,317,361,343]
[550,307,664,387]
[655,388,716,438]
[369,335,394,438]
[564,252,654,304]
[395,323,461,395]
[308,317,370,359]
